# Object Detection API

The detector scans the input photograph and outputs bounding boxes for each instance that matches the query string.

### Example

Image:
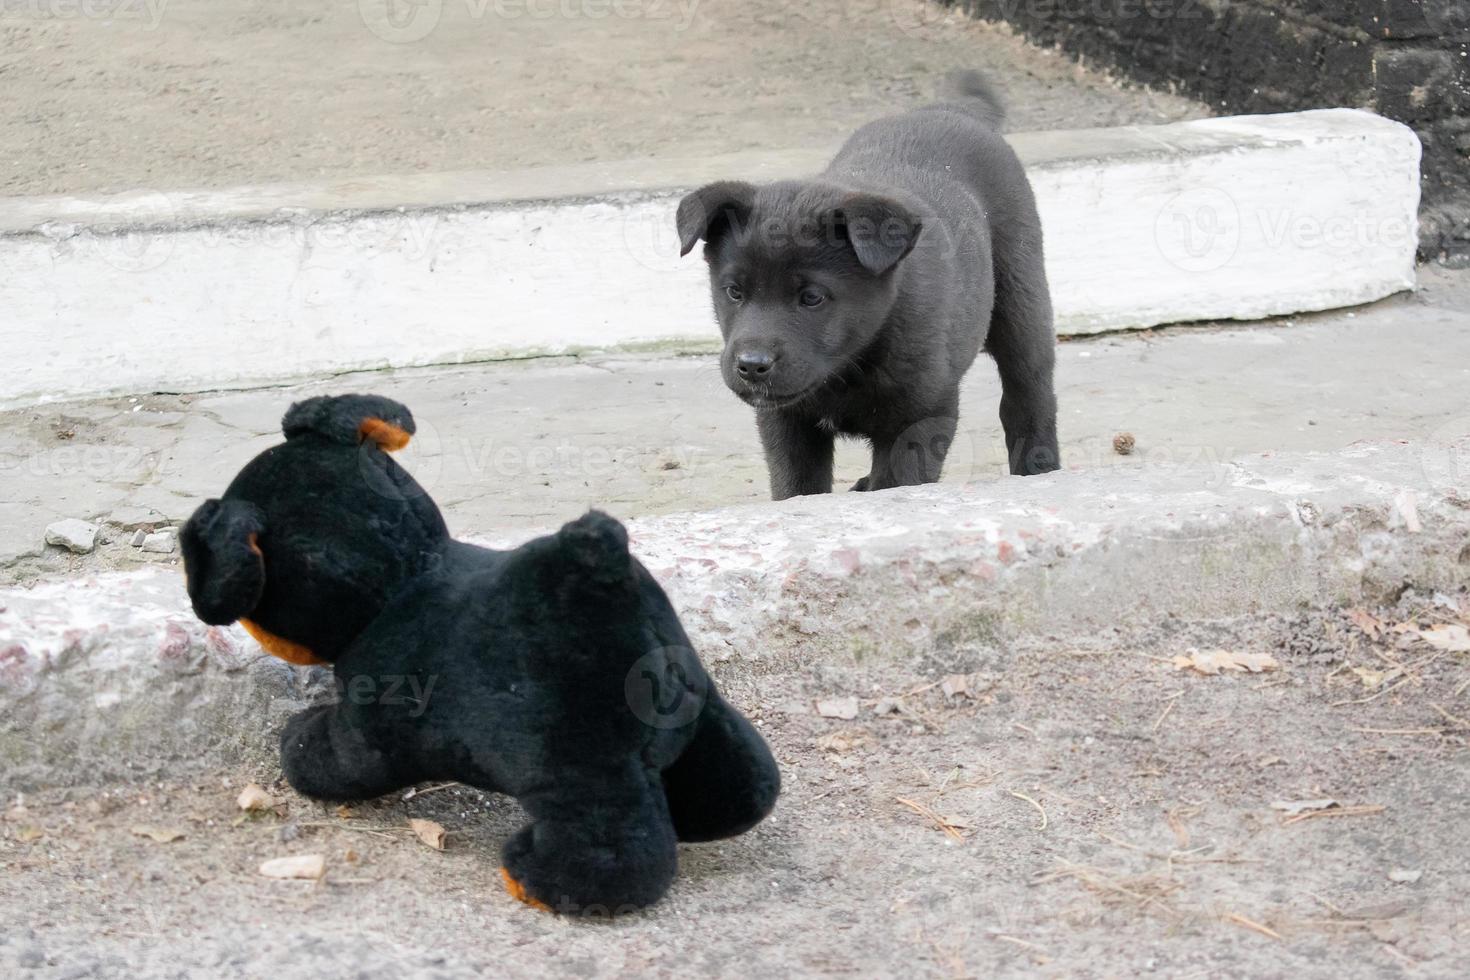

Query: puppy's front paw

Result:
[851,476,871,492]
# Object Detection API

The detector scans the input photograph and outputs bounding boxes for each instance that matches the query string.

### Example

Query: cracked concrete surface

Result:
[3,265,1468,584]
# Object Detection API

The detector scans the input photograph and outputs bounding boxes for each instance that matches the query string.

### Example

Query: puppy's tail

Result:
[937,70,1007,131]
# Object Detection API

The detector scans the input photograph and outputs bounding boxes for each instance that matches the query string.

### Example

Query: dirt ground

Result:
[4,593,1468,978]
[0,0,1205,197]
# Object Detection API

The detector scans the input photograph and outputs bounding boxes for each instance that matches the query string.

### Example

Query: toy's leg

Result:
[500,766,678,915]
[662,692,780,842]
[279,704,411,801]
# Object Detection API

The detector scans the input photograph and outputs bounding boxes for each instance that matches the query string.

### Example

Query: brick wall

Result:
[949,0,1470,259]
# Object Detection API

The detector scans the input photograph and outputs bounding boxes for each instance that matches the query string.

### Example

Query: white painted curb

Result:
[2,440,1466,790]
[1,109,1418,409]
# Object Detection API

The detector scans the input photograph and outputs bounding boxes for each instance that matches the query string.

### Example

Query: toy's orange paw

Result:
[500,867,552,912]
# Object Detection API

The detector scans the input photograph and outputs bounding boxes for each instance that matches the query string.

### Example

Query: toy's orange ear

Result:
[357,417,412,451]
[281,394,415,452]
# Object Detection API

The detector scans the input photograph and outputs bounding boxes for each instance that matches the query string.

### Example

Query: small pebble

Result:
[141,530,177,554]
[44,519,98,554]
[1112,432,1136,456]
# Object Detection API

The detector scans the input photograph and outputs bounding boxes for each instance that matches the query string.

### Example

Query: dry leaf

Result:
[940,674,970,699]
[334,805,355,820]
[236,784,274,812]
[1346,609,1386,640]
[1269,799,1338,817]
[816,730,871,753]
[1351,666,1386,689]
[408,818,447,851]
[816,697,860,720]
[259,854,325,879]
[130,825,185,844]
[1172,649,1279,675]
[1413,624,1470,653]
[16,826,44,843]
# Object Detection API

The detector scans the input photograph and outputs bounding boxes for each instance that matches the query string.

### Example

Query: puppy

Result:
[676,71,1059,499]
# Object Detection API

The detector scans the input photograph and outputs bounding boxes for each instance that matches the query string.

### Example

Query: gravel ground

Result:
[3,594,1469,978]
[0,0,1205,197]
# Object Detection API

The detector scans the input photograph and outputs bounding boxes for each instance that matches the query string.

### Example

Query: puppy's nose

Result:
[735,350,776,381]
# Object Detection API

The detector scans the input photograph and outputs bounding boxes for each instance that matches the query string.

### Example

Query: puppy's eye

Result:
[798,288,826,309]
[723,284,744,303]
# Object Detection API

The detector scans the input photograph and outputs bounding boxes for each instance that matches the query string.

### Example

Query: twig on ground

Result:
[861,679,943,706]
[1330,676,1410,707]
[1008,790,1048,831]
[894,796,967,841]
[296,821,412,840]
[401,783,456,801]
[1165,805,1198,848]
[1281,804,1385,826]
[993,935,1047,953]
[1432,703,1470,728]
[1032,862,1181,918]
[1223,912,1281,940]
[1096,831,1259,868]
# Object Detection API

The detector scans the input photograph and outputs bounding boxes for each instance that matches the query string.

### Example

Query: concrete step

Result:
[4,266,1468,576]
[1,110,1420,408]
[2,439,1466,794]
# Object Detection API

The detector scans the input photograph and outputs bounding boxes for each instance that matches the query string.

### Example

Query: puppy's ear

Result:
[281,394,415,451]
[676,181,757,257]
[832,194,922,276]
[181,499,267,625]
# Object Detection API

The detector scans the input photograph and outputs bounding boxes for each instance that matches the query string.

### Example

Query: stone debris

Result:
[43,519,98,554]
[140,530,177,554]
[130,529,148,547]
[106,506,169,530]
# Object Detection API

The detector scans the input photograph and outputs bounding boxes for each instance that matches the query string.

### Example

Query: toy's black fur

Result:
[181,394,780,914]
[676,71,1060,499]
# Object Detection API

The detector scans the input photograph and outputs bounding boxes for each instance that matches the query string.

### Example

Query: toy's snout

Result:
[180,498,267,626]
[180,498,325,666]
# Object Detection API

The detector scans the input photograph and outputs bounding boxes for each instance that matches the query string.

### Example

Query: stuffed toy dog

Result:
[180,393,779,914]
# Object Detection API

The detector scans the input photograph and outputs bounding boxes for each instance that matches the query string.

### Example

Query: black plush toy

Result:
[180,393,779,914]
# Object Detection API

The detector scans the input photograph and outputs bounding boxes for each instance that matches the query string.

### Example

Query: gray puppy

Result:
[676,71,1059,499]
